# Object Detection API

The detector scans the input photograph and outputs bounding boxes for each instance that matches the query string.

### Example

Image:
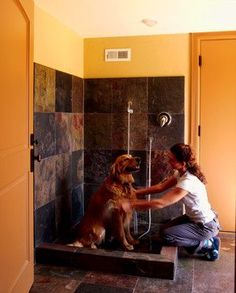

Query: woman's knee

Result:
[161,228,176,245]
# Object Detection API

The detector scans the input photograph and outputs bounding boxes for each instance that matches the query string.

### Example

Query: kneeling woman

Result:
[121,143,220,261]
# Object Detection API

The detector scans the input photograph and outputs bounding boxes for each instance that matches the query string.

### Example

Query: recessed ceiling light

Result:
[142,18,157,27]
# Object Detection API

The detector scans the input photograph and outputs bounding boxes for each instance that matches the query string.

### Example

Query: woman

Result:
[122,143,220,261]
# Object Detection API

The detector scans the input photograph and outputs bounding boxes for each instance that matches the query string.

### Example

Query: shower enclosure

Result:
[34,64,184,279]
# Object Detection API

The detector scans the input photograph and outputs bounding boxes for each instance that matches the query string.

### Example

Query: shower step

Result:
[35,243,178,280]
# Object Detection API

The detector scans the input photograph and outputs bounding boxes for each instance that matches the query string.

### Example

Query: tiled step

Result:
[36,243,178,280]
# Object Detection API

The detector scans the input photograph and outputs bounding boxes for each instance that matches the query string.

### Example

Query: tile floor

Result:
[30,233,235,293]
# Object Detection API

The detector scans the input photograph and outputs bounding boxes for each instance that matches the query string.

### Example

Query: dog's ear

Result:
[110,159,121,179]
[110,162,118,178]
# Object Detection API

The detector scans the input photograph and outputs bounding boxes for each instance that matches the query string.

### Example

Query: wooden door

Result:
[191,32,236,232]
[0,1,34,292]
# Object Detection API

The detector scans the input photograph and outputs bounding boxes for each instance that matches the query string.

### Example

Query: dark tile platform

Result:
[35,242,177,280]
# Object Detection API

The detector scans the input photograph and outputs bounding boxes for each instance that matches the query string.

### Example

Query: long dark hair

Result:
[170,143,207,184]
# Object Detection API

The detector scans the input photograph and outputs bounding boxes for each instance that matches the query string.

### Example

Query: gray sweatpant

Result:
[159,214,220,253]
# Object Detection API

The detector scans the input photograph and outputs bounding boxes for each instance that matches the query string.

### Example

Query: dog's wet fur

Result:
[69,154,141,250]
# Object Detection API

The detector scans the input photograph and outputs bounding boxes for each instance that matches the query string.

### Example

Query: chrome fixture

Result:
[127,100,133,154]
[158,112,172,127]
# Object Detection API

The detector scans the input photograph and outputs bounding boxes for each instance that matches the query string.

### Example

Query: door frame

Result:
[190,31,236,160]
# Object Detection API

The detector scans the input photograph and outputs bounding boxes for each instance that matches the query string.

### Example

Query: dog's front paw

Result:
[124,243,134,251]
[67,241,83,248]
[90,243,97,249]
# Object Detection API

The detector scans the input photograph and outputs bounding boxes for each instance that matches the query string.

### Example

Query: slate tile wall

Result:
[34,63,84,246]
[84,76,184,225]
[34,68,185,245]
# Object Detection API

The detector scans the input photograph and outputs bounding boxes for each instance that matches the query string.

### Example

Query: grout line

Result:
[132,276,140,293]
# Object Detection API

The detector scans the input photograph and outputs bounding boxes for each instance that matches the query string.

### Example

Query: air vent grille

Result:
[105,48,131,62]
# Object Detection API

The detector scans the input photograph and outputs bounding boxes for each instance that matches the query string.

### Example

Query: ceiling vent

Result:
[105,48,131,62]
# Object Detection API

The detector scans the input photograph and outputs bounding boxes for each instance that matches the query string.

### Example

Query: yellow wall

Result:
[34,7,190,140]
[34,6,83,77]
[84,34,189,78]
[84,34,190,141]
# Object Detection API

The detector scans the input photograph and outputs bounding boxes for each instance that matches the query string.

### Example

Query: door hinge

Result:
[198,125,201,136]
[198,55,202,66]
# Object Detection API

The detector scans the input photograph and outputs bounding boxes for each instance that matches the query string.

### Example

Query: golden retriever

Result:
[69,154,141,250]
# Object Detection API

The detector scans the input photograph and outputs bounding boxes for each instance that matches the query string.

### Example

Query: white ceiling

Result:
[34,0,236,38]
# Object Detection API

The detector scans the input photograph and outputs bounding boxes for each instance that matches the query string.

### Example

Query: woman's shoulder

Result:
[180,171,205,187]
[178,171,199,185]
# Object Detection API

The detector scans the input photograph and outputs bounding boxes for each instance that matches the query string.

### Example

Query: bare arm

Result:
[122,187,188,212]
[135,176,177,197]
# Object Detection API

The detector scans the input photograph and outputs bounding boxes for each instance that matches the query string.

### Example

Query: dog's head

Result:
[110,154,141,184]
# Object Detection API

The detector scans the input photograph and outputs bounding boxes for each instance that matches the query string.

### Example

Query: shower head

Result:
[127,100,133,113]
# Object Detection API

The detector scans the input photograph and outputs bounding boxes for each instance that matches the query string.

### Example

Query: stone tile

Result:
[55,153,72,196]
[150,200,183,224]
[112,113,148,152]
[192,237,235,293]
[148,114,184,150]
[151,150,173,184]
[30,274,81,293]
[72,150,84,187]
[148,76,184,114]
[134,257,193,293]
[55,193,72,240]
[84,114,112,150]
[83,271,138,289]
[111,150,128,160]
[72,75,83,113]
[31,234,235,293]
[83,183,100,210]
[130,113,148,151]
[75,282,133,293]
[34,264,86,279]
[55,113,72,154]
[84,150,112,184]
[71,185,84,225]
[34,63,55,113]
[219,233,235,252]
[34,113,56,159]
[112,78,148,113]
[84,78,112,113]
[34,156,56,209]
[36,244,177,279]
[35,201,56,246]
[55,70,72,113]
[71,113,83,151]
[111,113,128,150]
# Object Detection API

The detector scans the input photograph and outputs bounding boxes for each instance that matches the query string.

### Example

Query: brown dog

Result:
[69,154,141,250]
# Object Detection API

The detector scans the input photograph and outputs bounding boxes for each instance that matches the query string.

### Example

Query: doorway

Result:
[191,31,236,232]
